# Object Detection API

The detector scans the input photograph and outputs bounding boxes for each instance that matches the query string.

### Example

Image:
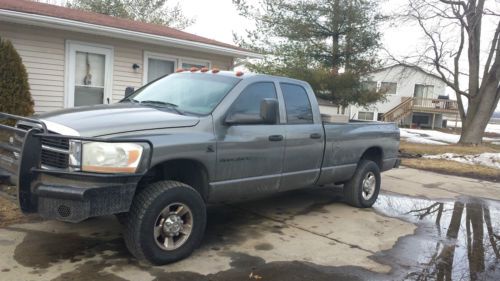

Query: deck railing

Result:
[383,97,459,122]
[412,98,458,112]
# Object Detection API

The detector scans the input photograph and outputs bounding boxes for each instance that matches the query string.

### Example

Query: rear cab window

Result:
[280,83,313,124]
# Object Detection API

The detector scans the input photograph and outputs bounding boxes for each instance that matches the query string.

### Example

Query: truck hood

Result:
[36,103,200,137]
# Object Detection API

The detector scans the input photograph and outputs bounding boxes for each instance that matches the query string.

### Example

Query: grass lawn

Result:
[399,141,500,182]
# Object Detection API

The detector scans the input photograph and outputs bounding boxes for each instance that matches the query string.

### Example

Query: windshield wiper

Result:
[123,96,139,103]
[139,100,184,115]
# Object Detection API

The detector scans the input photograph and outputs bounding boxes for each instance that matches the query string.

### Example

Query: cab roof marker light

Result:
[236,71,244,77]
[212,68,220,73]
[175,68,185,73]
[190,67,199,72]
[200,67,209,72]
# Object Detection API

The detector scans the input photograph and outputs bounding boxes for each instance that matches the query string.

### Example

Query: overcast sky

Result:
[40,0,500,111]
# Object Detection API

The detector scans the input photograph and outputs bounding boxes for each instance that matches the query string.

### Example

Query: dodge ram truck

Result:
[0,70,400,265]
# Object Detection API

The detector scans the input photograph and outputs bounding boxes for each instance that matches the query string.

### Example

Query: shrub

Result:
[0,36,34,121]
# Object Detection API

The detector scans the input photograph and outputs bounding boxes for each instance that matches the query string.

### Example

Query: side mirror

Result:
[225,98,279,125]
[124,87,135,99]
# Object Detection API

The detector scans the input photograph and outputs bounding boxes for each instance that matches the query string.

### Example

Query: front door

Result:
[213,82,285,202]
[66,42,113,107]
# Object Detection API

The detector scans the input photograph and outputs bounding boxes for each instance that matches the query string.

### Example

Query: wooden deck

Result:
[383,97,459,127]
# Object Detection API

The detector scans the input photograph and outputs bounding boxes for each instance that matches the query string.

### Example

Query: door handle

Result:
[310,133,322,139]
[268,135,284,141]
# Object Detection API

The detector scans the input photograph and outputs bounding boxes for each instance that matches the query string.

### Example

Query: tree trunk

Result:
[437,201,464,281]
[466,202,485,280]
[459,82,498,144]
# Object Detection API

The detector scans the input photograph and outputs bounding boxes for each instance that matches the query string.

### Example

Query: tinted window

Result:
[230,82,277,119]
[281,83,313,124]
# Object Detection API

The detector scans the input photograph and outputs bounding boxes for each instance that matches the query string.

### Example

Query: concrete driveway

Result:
[0,167,499,281]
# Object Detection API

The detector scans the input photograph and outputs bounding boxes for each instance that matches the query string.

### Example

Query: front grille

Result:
[16,123,70,169]
[41,136,69,150]
[41,148,69,169]
[41,134,69,169]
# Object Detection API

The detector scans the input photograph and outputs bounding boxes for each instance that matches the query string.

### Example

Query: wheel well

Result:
[138,159,209,202]
[360,147,383,169]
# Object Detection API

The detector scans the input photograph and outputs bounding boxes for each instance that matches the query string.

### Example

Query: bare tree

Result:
[400,0,500,144]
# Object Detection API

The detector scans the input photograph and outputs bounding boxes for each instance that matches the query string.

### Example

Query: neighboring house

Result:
[0,0,259,113]
[349,64,459,129]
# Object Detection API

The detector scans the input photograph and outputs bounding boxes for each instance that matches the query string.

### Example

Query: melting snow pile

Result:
[400,129,457,145]
[400,128,498,145]
[423,153,500,169]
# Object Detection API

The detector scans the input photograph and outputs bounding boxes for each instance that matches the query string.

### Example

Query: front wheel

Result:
[123,180,207,265]
[343,160,381,208]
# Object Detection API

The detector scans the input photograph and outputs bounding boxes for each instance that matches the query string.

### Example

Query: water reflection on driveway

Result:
[374,194,500,280]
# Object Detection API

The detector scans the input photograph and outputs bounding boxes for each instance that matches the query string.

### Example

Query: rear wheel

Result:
[343,160,381,208]
[123,180,206,265]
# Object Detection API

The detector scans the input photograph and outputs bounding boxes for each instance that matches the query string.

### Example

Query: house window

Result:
[412,114,430,125]
[362,81,377,92]
[414,84,434,99]
[381,82,397,95]
[143,52,211,84]
[144,52,177,83]
[66,41,113,107]
[358,111,374,120]
[147,58,175,82]
[181,60,209,69]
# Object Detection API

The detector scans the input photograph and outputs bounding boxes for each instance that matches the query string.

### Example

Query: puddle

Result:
[372,194,500,280]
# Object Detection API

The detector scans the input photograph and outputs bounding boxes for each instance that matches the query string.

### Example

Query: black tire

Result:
[123,180,206,265]
[343,160,381,208]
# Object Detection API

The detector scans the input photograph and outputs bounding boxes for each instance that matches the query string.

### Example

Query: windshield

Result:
[126,73,241,115]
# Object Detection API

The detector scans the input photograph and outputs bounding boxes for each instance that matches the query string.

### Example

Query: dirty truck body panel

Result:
[0,72,400,223]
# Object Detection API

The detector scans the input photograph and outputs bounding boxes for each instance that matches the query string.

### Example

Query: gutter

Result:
[0,9,263,59]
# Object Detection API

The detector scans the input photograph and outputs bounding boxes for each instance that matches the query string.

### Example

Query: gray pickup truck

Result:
[0,70,400,264]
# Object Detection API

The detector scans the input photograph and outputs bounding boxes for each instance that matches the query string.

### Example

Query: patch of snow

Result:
[401,128,460,143]
[446,121,500,134]
[404,136,448,145]
[423,153,500,169]
[400,128,498,145]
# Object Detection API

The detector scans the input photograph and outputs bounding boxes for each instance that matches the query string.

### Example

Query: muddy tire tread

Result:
[123,180,203,262]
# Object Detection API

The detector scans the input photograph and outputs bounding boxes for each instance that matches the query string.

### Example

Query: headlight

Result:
[78,142,144,173]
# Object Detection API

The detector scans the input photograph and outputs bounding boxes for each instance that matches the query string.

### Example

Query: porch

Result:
[382,97,460,129]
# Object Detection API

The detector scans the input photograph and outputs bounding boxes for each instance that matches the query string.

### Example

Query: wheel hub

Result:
[361,172,376,200]
[154,202,193,251]
[162,215,183,236]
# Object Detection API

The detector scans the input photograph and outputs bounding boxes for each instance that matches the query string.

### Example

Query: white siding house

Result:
[349,65,458,129]
[0,0,259,113]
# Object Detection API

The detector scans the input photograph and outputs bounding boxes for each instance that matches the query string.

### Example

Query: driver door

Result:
[212,82,285,202]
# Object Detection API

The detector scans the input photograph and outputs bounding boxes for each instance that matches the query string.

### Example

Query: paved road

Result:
[0,167,499,281]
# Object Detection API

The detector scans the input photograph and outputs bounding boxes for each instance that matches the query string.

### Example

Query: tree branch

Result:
[482,19,500,81]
